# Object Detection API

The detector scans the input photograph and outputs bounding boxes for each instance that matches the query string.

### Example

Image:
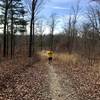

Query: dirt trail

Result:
[47,63,78,100]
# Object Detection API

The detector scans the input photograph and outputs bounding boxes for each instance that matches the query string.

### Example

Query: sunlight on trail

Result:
[47,63,78,100]
[48,63,64,100]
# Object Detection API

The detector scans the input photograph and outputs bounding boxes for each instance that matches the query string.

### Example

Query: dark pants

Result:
[48,57,52,64]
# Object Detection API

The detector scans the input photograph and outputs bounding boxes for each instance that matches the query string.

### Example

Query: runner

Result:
[47,50,53,64]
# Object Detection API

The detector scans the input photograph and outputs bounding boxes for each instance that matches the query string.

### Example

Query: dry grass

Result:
[38,50,80,64]
[52,52,100,100]
[54,52,80,65]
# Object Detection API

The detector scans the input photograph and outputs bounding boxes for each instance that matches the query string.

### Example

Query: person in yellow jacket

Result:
[47,50,53,64]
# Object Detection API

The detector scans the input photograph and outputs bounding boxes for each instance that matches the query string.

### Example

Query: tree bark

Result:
[29,18,33,57]
[29,1,34,57]
[11,0,14,58]
[6,22,9,56]
[3,0,8,57]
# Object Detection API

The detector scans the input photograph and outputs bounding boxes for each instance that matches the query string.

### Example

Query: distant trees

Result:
[36,20,45,51]
[87,5,100,34]
[48,14,57,50]
[0,0,9,57]
[15,7,27,56]
[10,0,27,58]
[0,0,100,64]
[63,2,80,54]
[0,0,46,58]
[81,3,100,64]
[0,0,27,58]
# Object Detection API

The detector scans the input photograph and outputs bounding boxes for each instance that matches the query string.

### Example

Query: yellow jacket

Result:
[48,51,53,58]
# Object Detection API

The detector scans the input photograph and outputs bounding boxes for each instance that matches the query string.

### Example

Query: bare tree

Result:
[25,0,45,57]
[63,1,80,53]
[48,14,57,50]
[87,4,100,34]
[83,4,100,65]
[2,0,9,57]
[36,20,45,51]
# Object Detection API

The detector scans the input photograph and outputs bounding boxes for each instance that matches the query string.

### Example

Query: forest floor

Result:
[0,51,100,100]
[47,63,78,100]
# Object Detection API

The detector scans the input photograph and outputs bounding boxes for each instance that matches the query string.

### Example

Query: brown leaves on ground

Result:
[54,53,100,100]
[0,55,51,100]
[0,51,100,100]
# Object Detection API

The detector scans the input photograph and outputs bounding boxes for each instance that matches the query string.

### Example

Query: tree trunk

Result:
[29,1,34,57]
[11,0,14,58]
[29,18,33,57]
[32,21,35,53]
[6,22,9,56]
[3,0,8,57]
[40,34,43,51]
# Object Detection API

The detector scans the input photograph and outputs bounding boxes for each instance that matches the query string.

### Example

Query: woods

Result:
[0,0,99,62]
[0,0,27,57]
[0,0,100,99]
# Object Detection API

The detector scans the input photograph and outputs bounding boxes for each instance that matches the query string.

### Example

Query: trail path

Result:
[47,63,78,100]
[0,56,79,100]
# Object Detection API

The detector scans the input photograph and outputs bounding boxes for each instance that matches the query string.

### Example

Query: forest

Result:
[0,0,100,100]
